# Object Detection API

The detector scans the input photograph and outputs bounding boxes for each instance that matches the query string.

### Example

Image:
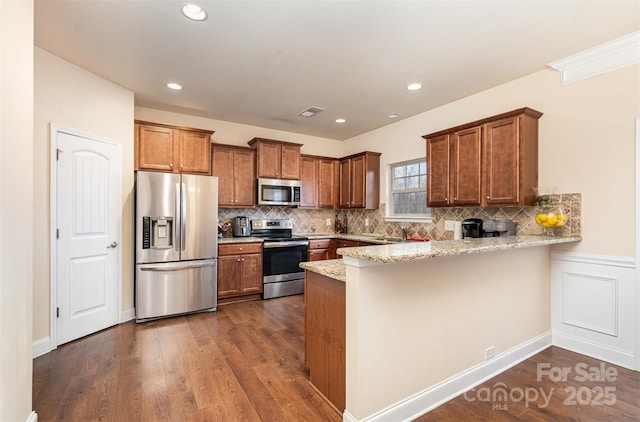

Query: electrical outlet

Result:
[485,346,496,360]
[444,220,455,231]
[364,218,370,227]
[326,218,332,226]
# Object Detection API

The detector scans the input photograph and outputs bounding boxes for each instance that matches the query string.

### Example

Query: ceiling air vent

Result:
[298,106,324,117]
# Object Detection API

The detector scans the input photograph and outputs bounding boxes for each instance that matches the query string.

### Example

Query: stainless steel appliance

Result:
[233,216,250,237]
[462,218,517,238]
[135,171,218,322]
[483,219,517,236]
[257,178,302,206]
[462,218,483,238]
[250,219,308,299]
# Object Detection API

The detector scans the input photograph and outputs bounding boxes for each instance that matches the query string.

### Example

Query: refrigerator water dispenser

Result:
[142,216,174,249]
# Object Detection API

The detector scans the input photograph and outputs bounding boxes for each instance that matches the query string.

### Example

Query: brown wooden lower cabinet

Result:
[304,270,345,412]
[308,238,332,261]
[217,243,263,299]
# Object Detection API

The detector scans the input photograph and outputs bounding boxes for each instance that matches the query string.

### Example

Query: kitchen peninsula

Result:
[301,235,581,421]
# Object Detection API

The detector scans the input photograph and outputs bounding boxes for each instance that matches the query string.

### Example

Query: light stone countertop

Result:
[297,233,403,245]
[300,235,581,281]
[300,259,346,282]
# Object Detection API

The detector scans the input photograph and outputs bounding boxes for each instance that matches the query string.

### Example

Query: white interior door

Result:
[53,126,122,346]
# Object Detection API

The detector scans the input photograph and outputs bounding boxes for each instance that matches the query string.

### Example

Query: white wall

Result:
[345,65,640,257]
[135,106,345,158]
[33,48,135,342]
[0,1,35,420]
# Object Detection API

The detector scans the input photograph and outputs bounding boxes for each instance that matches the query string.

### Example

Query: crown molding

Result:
[548,31,640,84]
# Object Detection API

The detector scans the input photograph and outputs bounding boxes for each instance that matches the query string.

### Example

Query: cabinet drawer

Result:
[309,239,331,249]
[218,242,263,256]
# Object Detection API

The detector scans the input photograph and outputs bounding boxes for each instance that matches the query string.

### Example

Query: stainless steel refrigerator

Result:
[135,171,218,322]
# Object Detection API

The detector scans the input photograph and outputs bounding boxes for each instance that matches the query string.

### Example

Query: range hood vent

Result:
[298,106,324,117]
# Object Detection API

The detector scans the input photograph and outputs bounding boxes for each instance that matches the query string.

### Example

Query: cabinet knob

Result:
[180,165,183,170]
[454,197,457,201]
[444,197,448,202]
[486,195,490,199]
[237,258,241,262]
[169,163,173,168]
[239,247,243,251]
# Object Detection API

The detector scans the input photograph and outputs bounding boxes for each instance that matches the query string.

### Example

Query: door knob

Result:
[108,241,118,248]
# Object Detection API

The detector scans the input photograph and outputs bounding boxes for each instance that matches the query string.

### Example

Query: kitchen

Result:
[2,1,640,421]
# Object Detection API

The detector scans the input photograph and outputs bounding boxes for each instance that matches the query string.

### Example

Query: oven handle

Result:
[263,241,309,248]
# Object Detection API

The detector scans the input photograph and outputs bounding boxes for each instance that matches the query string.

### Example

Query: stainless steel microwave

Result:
[257,178,302,206]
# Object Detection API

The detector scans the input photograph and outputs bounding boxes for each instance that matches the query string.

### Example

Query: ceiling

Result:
[34,1,639,141]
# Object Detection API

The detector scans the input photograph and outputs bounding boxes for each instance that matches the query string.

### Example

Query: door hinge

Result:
[56,307,59,318]
[56,148,62,160]
[56,228,59,239]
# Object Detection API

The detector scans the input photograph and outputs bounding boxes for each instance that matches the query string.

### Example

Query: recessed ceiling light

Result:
[167,82,183,90]
[335,118,346,124]
[181,4,208,21]
[407,83,422,91]
[387,113,399,118]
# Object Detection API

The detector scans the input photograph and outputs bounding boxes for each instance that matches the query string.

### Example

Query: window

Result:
[387,158,431,220]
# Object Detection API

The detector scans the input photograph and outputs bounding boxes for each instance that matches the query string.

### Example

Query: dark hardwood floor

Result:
[33,295,340,422]
[34,295,640,421]
[416,346,640,421]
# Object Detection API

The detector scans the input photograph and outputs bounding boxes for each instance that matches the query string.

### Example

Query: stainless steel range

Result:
[250,219,309,299]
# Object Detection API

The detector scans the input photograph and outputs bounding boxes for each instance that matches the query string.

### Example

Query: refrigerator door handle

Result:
[181,181,187,251]
[139,261,216,271]
[175,182,181,254]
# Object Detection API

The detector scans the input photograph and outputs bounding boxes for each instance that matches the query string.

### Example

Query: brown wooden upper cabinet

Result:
[423,108,542,207]
[247,138,302,180]
[211,144,255,208]
[300,155,338,209]
[339,151,381,209]
[135,120,213,174]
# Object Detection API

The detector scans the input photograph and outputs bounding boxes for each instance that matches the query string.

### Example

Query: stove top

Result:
[256,235,308,242]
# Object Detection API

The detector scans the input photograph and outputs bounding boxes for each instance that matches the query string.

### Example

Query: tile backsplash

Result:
[219,193,581,240]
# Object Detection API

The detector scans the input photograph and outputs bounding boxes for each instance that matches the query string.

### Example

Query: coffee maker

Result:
[461,218,483,238]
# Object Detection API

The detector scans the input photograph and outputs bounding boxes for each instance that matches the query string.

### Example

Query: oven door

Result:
[262,241,308,281]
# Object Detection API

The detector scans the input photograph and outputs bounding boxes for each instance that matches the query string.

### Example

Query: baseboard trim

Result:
[32,337,51,358]
[121,307,135,322]
[26,411,38,422]
[553,331,635,370]
[345,333,551,422]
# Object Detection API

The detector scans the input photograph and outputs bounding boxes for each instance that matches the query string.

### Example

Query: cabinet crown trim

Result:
[212,142,254,151]
[340,151,382,160]
[247,137,303,147]
[134,120,214,135]
[421,107,543,139]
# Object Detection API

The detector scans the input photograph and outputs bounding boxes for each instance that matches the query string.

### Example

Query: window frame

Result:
[385,158,432,223]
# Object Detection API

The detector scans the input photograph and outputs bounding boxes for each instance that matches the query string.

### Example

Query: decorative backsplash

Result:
[219,193,581,240]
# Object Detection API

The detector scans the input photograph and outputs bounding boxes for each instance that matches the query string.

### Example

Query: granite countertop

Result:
[297,233,403,245]
[300,259,346,282]
[218,236,264,244]
[300,235,581,281]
